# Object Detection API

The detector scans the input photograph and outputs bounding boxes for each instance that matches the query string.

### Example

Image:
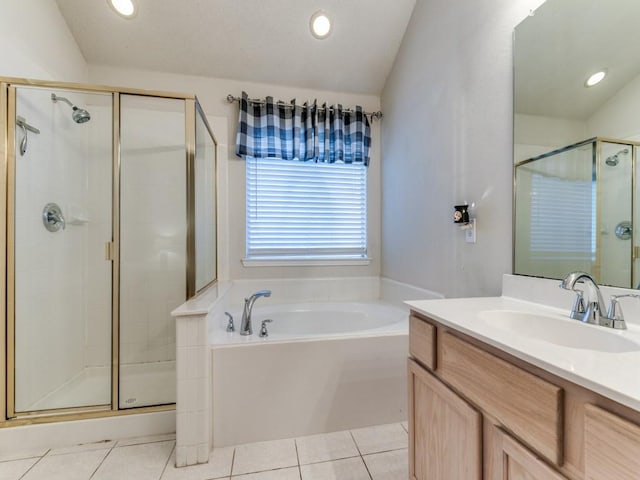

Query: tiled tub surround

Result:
[408,274,640,412]
[0,423,408,480]
[172,277,438,467]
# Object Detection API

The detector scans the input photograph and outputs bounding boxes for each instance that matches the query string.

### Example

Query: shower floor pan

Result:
[26,360,175,412]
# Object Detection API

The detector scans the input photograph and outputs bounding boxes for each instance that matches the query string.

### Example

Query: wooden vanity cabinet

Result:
[408,359,481,480]
[440,330,563,464]
[409,315,436,370]
[494,428,569,480]
[408,310,640,480]
[584,404,640,479]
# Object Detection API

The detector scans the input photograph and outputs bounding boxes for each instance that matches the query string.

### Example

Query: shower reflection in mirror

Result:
[513,0,640,289]
[514,138,637,289]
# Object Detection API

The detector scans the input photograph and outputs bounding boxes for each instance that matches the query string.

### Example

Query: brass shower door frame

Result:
[0,77,216,426]
[512,136,640,288]
[595,137,640,287]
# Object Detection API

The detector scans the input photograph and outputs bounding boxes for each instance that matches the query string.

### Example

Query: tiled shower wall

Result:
[14,88,112,410]
[118,95,185,403]
[14,89,185,411]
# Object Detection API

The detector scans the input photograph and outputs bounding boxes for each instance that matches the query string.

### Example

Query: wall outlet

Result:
[464,219,476,244]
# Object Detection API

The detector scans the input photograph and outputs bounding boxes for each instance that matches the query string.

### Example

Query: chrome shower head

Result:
[72,107,91,124]
[605,148,629,167]
[51,93,91,124]
[606,155,620,166]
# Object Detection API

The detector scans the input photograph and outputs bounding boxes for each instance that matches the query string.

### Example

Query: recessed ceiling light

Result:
[108,0,137,18]
[310,11,332,39]
[585,70,607,88]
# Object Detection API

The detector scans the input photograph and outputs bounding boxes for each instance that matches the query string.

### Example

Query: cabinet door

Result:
[585,404,640,479]
[494,428,568,480]
[408,359,481,480]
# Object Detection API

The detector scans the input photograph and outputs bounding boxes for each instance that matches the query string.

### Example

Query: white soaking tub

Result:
[210,301,408,447]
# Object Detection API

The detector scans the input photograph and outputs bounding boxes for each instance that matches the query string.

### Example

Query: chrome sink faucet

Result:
[240,290,271,335]
[559,272,627,329]
[560,272,607,324]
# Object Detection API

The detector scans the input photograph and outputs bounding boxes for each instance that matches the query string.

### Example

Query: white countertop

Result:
[406,296,640,412]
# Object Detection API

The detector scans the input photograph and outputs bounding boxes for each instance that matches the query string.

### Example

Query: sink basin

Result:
[477,310,640,353]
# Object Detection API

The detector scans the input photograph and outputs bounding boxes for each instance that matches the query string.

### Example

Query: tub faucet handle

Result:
[225,312,235,332]
[259,319,273,338]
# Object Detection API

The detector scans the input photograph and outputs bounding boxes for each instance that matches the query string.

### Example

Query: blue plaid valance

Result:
[235,92,371,166]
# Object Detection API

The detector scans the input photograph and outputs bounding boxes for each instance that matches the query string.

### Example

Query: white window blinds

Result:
[530,173,596,260]
[246,157,367,259]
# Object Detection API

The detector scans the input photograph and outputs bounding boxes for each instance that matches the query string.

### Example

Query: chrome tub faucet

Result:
[240,290,271,335]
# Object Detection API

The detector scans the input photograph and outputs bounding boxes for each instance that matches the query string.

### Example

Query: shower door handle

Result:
[105,242,115,261]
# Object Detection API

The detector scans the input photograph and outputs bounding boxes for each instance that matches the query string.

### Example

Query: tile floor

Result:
[0,422,408,480]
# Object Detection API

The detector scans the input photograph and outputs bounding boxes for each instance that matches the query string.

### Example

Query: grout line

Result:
[17,450,48,480]
[231,465,300,479]
[348,430,364,457]
[301,454,361,467]
[294,439,302,480]
[157,443,175,480]
[349,431,373,480]
[361,455,374,480]
[113,434,177,448]
[360,446,408,457]
[88,445,115,479]
[231,464,301,477]
[229,446,237,477]
[400,421,408,433]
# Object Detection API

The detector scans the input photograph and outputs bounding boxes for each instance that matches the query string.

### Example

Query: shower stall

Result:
[0,78,217,422]
[514,137,638,288]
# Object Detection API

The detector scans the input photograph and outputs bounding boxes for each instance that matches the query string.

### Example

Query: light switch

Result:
[464,219,476,244]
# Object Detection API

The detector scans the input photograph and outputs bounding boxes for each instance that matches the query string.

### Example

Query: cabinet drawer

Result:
[585,404,640,479]
[409,314,436,370]
[440,332,563,465]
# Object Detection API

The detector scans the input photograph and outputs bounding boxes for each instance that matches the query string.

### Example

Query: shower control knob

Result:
[615,221,632,240]
[42,203,66,232]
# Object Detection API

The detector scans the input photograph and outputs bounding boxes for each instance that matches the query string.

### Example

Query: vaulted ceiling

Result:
[515,0,640,120]
[55,0,416,94]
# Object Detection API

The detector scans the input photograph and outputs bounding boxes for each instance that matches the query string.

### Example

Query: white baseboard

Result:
[0,410,175,455]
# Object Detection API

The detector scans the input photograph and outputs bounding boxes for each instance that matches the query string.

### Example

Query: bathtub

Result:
[210,301,409,447]
[211,301,407,343]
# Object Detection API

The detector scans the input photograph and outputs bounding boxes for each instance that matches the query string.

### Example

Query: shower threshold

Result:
[23,360,176,413]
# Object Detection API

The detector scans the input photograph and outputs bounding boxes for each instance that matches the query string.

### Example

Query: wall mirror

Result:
[513,0,640,288]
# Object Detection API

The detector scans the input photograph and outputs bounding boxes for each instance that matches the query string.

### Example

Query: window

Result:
[246,157,367,262]
[529,173,596,261]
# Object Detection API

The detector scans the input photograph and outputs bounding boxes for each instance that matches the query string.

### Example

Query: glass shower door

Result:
[11,86,113,414]
[598,141,633,287]
[118,94,185,408]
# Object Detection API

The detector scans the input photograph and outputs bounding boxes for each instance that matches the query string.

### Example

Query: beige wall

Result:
[0,0,87,82]
[89,65,382,282]
[514,113,587,163]
[380,0,546,298]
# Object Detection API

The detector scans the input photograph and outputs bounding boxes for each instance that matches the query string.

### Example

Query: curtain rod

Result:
[226,94,383,121]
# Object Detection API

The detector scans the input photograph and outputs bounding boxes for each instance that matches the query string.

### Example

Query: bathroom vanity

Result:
[406,292,640,480]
